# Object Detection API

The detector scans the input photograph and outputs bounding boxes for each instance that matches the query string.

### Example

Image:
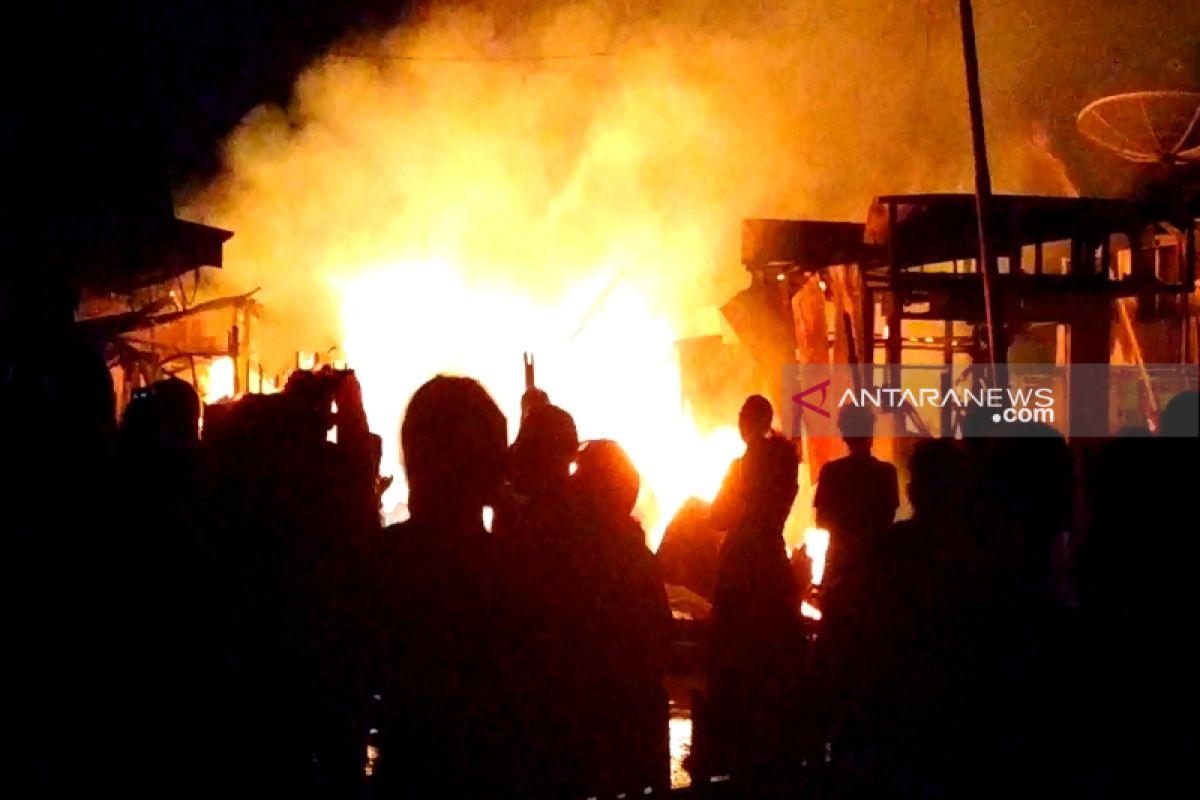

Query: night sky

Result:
[5,2,413,189]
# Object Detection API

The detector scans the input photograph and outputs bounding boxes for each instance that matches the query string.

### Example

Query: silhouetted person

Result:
[117,376,203,542]
[510,402,578,511]
[506,402,608,796]
[492,401,577,541]
[657,497,723,600]
[711,394,774,532]
[520,386,550,423]
[813,405,898,584]
[810,411,897,766]
[370,376,520,798]
[824,439,979,796]
[888,439,971,563]
[1077,409,1199,795]
[2,278,119,794]
[572,439,672,795]
[1161,389,1198,438]
[953,423,1080,797]
[114,378,217,798]
[704,396,802,787]
[201,371,375,798]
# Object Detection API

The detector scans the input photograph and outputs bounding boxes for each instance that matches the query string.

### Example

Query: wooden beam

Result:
[886,202,903,390]
[860,280,876,391]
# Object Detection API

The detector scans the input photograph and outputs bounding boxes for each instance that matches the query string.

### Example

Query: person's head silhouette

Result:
[906,438,965,523]
[151,377,201,448]
[401,375,508,526]
[738,395,773,444]
[1161,390,1198,438]
[837,404,876,455]
[574,438,640,520]
[511,403,578,499]
[520,387,550,423]
[119,389,159,453]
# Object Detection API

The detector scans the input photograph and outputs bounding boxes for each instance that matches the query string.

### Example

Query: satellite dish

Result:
[1077,91,1200,166]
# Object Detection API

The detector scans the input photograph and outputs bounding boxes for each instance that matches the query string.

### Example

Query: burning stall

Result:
[733,190,1197,466]
[72,218,242,412]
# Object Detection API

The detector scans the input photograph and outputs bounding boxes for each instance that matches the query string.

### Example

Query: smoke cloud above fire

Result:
[186,0,1086,356]
[182,0,1181,535]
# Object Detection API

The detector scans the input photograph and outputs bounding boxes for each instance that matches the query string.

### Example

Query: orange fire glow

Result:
[800,601,822,621]
[185,3,1077,547]
[202,356,236,405]
[798,526,829,620]
[803,526,831,586]
[339,264,744,545]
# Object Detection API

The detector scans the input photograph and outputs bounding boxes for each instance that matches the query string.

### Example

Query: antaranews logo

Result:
[791,378,832,418]
[838,384,1056,424]
[782,363,1198,439]
[782,363,842,438]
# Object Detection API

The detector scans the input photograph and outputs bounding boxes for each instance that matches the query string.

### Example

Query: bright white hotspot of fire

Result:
[336,260,743,549]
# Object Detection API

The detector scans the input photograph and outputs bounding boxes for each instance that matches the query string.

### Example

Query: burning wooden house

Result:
[1,93,241,414]
[739,192,1195,429]
[73,216,245,412]
[704,90,1199,470]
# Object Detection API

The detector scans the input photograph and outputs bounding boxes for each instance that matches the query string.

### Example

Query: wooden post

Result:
[860,281,876,391]
[1068,298,1111,438]
[1187,221,1197,288]
[959,0,1005,380]
[1185,224,1196,363]
[941,319,954,436]
[886,201,903,383]
[242,304,252,394]
[228,324,241,396]
[884,200,904,453]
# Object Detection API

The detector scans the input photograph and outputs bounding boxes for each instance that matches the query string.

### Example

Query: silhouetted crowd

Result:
[3,305,1199,798]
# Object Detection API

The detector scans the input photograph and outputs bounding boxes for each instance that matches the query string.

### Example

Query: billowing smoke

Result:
[183,1,1088,361]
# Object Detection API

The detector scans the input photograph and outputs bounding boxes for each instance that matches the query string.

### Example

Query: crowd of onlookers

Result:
[2,300,1198,798]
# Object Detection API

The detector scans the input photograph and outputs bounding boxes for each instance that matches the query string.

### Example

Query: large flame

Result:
[185,2,1082,547]
[338,259,743,545]
[202,356,236,405]
[803,526,831,586]
[799,525,830,620]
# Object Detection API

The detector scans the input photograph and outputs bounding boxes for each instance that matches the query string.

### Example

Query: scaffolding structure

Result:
[739,192,1198,438]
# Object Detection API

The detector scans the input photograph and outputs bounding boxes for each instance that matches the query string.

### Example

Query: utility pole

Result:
[959,0,1006,382]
